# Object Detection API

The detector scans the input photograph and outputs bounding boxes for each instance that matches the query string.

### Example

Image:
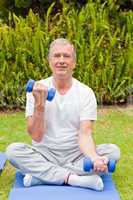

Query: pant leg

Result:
[96,143,121,161]
[64,143,121,175]
[6,142,70,185]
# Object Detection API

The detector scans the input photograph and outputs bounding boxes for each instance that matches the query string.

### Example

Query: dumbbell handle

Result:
[26,79,56,101]
[83,158,116,173]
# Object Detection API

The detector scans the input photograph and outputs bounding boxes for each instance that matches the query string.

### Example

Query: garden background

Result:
[0,0,133,108]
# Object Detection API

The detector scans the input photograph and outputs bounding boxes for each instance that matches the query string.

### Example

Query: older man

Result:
[6,38,120,191]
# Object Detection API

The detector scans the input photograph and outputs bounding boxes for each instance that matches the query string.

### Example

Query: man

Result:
[6,38,120,191]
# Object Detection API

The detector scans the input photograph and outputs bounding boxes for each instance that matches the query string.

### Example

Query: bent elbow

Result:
[32,136,42,143]
[27,127,45,143]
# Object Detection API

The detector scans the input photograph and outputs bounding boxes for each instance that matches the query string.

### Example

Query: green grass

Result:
[0,106,133,200]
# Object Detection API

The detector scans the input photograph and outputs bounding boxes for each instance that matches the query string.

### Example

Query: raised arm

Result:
[26,81,48,142]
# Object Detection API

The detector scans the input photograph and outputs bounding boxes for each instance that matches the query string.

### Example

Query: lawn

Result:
[0,106,133,200]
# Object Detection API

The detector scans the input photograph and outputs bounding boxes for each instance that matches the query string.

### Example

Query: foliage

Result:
[0,0,132,108]
[15,0,32,8]
[0,0,133,21]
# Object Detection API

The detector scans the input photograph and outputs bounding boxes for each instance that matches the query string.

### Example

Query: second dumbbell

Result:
[83,157,116,173]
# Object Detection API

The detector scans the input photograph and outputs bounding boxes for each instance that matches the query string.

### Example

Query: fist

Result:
[93,156,109,173]
[32,81,48,108]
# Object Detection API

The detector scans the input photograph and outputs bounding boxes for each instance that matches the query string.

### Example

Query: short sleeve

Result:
[25,92,35,118]
[80,88,97,121]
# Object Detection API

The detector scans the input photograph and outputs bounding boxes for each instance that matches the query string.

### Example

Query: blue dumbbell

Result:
[83,157,116,173]
[26,79,56,101]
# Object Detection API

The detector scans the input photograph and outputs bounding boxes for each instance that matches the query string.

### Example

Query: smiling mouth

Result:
[56,66,67,69]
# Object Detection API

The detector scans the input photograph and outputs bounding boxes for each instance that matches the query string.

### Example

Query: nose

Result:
[59,55,65,64]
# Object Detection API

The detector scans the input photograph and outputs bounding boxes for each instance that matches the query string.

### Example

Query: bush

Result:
[0,0,132,108]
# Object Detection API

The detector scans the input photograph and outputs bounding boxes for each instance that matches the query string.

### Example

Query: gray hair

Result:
[48,38,76,60]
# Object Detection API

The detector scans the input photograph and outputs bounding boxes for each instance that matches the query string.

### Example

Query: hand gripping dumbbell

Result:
[26,79,56,101]
[83,157,116,173]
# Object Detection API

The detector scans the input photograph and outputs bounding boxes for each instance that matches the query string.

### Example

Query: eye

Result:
[54,53,60,58]
[63,54,71,58]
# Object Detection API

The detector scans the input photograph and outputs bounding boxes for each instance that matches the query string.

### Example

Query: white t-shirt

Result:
[26,76,97,154]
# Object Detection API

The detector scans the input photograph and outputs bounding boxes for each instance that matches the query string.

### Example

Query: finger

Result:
[33,83,43,90]
[33,83,47,93]
[93,164,98,172]
[101,156,108,165]
[94,167,99,173]
[94,164,102,172]
[94,161,107,173]
[102,165,108,172]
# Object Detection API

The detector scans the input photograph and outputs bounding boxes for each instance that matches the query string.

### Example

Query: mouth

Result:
[56,66,67,70]
[56,65,67,68]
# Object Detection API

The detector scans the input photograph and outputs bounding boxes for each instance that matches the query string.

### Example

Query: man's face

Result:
[48,43,76,79]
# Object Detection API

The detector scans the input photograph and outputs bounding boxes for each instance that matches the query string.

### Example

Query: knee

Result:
[109,144,121,161]
[6,142,25,161]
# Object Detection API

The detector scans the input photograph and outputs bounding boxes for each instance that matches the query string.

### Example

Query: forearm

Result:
[79,121,108,172]
[27,106,46,142]
[79,130,98,161]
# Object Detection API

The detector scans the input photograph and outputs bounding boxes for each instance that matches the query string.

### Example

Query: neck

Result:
[52,76,73,95]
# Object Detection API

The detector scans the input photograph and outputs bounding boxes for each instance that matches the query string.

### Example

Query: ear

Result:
[47,57,53,71]
[72,60,76,69]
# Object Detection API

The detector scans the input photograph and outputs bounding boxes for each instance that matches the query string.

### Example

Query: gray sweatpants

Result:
[6,143,120,185]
